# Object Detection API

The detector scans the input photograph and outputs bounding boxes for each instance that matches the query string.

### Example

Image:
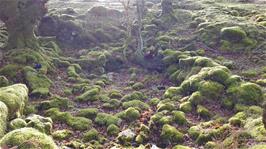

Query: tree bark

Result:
[0,0,48,49]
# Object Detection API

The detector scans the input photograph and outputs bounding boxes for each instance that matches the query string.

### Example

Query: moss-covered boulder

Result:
[83,129,99,142]
[160,124,184,143]
[9,118,27,130]
[76,87,100,102]
[107,124,120,136]
[45,108,92,130]
[25,114,53,134]
[23,66,52,97]
[52,129,73,140]
[124,107,141,121]
[95,113,121,126]
[0,76,8,87]
[220,26,247,42]
[0,84,28,118]
[0,101,8,137]
[117,129,136,146]
[0,128,57,149]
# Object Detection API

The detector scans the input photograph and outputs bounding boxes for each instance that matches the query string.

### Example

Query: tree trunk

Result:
[0,0,48,49]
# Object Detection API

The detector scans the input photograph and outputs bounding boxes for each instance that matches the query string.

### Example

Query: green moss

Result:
[204,141,217,149]
[9,118,26,130]
[67,65,80,78]
[107,124,120,136]
[251,144,266,149]
[197,105,211,119]
[117,129,136,146]
[188,125,201,139]
[199,81,224,100]
[95,113,121,126]
[0,84,28,118]
[228,82,264,105]
[173,145,192,149]
[45,108,92,130]
[23,66,52,96]
[108,90,123,99]
[103,99,121,109]
[222,98,234,109]
[0,76,9,87]
[52,129,73,140]
[0,64,21,78]
[179,101,192,112]
[132,82,145,90]
[77,108,99,119]
[145,98,158,108]
[172,111,187,125]
[164,87,182,98]
[206,67,230,84]
[76,87,100,102]
[38,96,74,110]
[83,129,99,142]
[188,91,203,106]
[121,91,147,101]
[0,128,57,149]
[25,114,53,134]
[122,100,150,111]
[124,107,141,121]
[157,102,176,112]
[229,112,247,126]
[160,124,184,143]
[0,101,8,137]
[221,26,247,42]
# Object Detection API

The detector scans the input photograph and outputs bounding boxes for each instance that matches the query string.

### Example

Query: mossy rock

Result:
[148,98,160,106]
[0,76,9,87]
[67,65,80,78]
[229,112,246,126]
[132,82,145,90]
[188,91,203,106]
[9,118,27,130]
[220,26,247,42]
[157,102,176,112]
[107,124,120,136]
[0,101,8,137]
[0,64,21,79]
[117,129,136,146]
[83,129,99,142]
[160,124,184,143]
[25,114,53,134]
[172,111,187,125]
[108,90,123,99]
[122,100,150,111]
[38,96,74,110]
[45,108,92,130]
[0,84,28,118]
[102,99,121,109]
[52,129,73,140]
[76,87,100,102]
[124,107,141,121]
[95,113,121,126]
[121,91,147,101]
[179,101,192,112]
[199,81,224,100]
[23,66,52,97]
[197,105,211,119]
[77,108,99,119]
[0,128,57,149]
[173,145,192,149]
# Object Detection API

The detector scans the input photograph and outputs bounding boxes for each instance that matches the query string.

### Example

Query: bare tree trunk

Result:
[135,0,145,62]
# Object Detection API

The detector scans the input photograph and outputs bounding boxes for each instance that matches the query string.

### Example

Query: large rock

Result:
[0,128,57,149]
[0,84,28,118]
[0,101,8,137]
